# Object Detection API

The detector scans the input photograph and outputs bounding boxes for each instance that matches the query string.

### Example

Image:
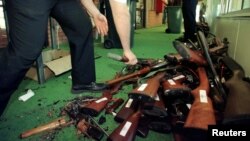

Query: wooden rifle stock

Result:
[128,72,166,102]
[81,91,112,117]
[184,67,216,130]
[223,69,250,122]
[114,98,139,123]
[108,107,142,141]
[20,117,71,139]
[81,73,123,117]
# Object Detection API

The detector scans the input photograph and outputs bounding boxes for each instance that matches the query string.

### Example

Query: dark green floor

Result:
[0,26,181,141]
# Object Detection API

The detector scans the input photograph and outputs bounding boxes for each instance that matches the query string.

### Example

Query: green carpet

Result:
[0,26,181,141]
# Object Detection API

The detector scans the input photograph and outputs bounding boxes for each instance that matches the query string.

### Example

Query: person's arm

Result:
[109,0,138,65]
[80,0,108,36]
[161,0,168,5]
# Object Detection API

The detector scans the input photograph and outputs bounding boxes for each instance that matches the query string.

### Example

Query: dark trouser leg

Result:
[182,0,197,41]
[0,0,53,116]
[51,0,95,86]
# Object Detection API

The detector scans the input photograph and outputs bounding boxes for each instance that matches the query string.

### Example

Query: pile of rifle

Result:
[20,31,250,141]
[102,31,250,141]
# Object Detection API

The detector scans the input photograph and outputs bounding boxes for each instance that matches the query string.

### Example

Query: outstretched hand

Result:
[123,50,138,65]
[93,13,108,36]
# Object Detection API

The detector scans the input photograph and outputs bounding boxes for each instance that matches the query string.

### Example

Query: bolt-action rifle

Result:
[184,67,216,130]
[197,31,227,100]
[173,40,216,130]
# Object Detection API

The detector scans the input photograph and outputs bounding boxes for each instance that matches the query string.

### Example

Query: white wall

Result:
[0,1,6,29]
[214,15,250,77]
[206,0,250,77]
[205,0,221,33]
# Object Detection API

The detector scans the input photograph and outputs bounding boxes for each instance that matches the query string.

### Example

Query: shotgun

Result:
[128,71,166,102]
[221,56,250,124]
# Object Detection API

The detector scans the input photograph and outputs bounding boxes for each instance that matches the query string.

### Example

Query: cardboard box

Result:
[25,49,71,81]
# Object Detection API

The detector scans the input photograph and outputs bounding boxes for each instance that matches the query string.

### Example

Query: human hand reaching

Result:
[123,50,138,65]
[93,13,108,36]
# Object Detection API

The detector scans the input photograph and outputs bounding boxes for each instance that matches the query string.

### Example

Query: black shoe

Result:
[165,28,171,33]
[71,82,107,94]
[175,36,188,43]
